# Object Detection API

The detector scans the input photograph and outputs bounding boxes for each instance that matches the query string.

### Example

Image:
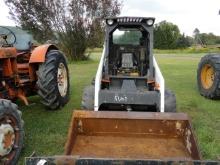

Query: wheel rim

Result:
[57,63,68,97]
[0,114,20,163]
[0,124,15,156]
[201,64,215,89]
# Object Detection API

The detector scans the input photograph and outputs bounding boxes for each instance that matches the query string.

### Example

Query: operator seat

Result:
[121,53,134,69]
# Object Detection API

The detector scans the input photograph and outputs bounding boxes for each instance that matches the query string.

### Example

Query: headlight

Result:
[146,19,154,26]
[106,19,114,26]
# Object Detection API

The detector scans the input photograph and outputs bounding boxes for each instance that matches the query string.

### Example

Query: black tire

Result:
[197,54,220,99]
[0,99,24,165]
[37,50,70,110]
[164,89,176,112]
[81,85,94,110]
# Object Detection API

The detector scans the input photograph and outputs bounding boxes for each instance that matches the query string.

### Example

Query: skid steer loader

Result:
[82,17,176,112]
[25,17,219,165]
[0,26,70,164]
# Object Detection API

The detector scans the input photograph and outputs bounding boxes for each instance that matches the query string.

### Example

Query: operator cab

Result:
[108,25,150,77]
[97,17,159,111]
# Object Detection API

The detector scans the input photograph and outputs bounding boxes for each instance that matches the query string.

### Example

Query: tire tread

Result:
[197,54,220,99]
[37,50,69,110]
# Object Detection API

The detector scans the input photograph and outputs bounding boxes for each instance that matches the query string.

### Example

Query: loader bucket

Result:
[26,111,219,164]
[65,110,201,160]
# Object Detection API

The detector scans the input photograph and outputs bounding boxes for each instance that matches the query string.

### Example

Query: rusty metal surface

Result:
[65,111,201,160]
[72,135,191,159]
[25,156,220,165]
[72,110,190,120]
[0,48,17,58]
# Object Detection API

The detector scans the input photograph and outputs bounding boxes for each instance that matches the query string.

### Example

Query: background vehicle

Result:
[82,17,176,112]
[0,26,70,164]
[0,26,69,109]
[197,54,220,99]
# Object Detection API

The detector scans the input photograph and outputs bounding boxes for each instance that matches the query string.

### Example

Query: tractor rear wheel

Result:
[0,99,24,165]
[81,85,94,110]
[197,54,220,99]
[164,89,176,112]
[37,50,70,110]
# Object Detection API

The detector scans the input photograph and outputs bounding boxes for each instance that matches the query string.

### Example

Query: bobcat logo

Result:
[114,95,128,102]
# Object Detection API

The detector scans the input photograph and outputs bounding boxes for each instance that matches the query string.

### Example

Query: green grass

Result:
[154,47,220,54]
[18,53,219,163]
[88,47,220,54]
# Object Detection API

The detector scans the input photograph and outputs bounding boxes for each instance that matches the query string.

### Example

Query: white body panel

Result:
[94,47,105,111]
[153,56,165,112]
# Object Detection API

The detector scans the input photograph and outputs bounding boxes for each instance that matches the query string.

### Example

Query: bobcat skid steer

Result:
[82,17,176,112]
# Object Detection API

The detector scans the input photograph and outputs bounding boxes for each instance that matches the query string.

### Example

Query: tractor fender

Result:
[29,44,58,63]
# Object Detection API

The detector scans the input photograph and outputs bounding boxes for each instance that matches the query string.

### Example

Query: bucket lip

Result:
[73,110,190,121]
[26,156,220,164]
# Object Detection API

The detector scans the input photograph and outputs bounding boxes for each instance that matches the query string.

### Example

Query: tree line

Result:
[4,0,220,60]
[154,22,220,49]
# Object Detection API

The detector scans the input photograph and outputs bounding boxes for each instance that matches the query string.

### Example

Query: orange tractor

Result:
[0,26,69,164]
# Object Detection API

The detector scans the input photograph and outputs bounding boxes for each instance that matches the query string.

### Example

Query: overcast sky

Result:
[0,0,220,36]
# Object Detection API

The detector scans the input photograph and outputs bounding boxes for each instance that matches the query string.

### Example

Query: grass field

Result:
[18,53,219,163]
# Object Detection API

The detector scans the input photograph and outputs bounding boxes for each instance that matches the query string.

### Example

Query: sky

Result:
[120,0,220,36]
[0,0,220,36]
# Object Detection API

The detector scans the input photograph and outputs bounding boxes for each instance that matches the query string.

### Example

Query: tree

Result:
[87,19,104,48]
[4,0,122,60]
[154,21,181,49]
[193,28,220,46]
[176,33,192,48]
[193,28,204,46]
[193,28,200,36]
[199,33,220,45]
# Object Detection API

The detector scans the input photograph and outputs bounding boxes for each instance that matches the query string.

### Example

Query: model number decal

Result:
[114,95,128,102]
